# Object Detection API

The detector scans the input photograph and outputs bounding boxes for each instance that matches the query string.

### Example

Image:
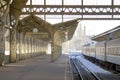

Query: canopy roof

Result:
[92,26,120,41]
[18,15,79,42]
[18,14,53,41]
[53,18,79,41]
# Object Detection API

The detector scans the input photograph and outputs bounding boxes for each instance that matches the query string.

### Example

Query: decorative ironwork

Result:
[22,5,120,20]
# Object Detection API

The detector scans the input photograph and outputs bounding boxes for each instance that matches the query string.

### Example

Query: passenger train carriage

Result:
[83,26,120,71]
[106,38,120,65]
[82,38,120,71]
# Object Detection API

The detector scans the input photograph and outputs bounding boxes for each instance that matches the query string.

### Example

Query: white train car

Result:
[83,42,96,58]
[82,26,120,71]
[106,38,120,65]
[95,41,106,61]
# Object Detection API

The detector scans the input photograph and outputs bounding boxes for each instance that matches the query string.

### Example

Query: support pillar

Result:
[25,37,28,58]
[19,33,23,60]
[51,40,55,62]
[38,40,40,55]
[36,40,38,55]
[35,39,37,56]
[0,25,5,65]
[33,39,35,56]
[31,38,33,57]
[27,37,30,58]
[29,37,31,57]
[23,36,26,59]
[0,1,10,65]
[10,29,17,62]
[16,33,20,62]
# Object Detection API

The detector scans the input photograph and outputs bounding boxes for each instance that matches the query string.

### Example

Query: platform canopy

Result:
[18,14,53,41]
[53,18,79,42]
[92,26,120,41]
[18,14,79,42]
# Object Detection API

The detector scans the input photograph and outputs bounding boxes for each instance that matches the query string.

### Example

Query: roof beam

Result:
[21,5,120,20]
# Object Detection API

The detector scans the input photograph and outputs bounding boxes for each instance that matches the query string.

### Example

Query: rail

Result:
[70,57,101,80]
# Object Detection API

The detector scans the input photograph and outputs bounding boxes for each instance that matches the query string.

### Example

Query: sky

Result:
[79,20,120,35]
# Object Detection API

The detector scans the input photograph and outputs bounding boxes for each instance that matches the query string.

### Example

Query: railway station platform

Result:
[0,54,73,80]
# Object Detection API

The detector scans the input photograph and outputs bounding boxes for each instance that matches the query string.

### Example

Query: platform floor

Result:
[0,54,72,80]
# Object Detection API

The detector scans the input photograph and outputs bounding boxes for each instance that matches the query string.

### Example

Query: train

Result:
[82,38,120,71]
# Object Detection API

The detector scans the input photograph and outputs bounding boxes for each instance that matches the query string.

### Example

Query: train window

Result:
[93,48,95,53]
[100,47,104,54]
[108,48,110,54]
[113,48,115,55]
[114,48,116,55]
[102,48,104,54]
[111,48,116,55]
[99,48,100,54]
[100,48,101,54]
[108,48,111,55]
[115,48,117,55]
[97,47,101,54]
[116,48,119,55]
[99,48,101,54]
[101,47,102,54]
[110,48,114,55]
[99,47,101,54]
[110,48,112,55]
[118,47,120,55]
[103,48,104,54]
[96,47,99,54]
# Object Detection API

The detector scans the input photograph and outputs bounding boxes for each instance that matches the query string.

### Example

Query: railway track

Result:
[70,57,101,80]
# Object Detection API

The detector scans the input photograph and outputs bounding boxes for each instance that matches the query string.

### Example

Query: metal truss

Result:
[21,5,120,20]
[0,1,7,17]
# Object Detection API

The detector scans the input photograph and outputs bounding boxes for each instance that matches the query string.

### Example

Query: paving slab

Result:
[0,54,72,80]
